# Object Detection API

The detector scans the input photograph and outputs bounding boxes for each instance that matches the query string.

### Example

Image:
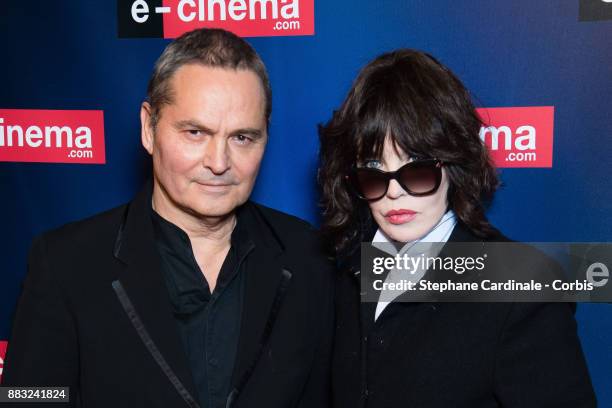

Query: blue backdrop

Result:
[1,0,611,403]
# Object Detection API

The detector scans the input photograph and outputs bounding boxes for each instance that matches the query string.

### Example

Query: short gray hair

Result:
[146,28,272,129]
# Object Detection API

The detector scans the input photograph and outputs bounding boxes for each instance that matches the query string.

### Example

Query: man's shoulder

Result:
[245,201,333,260]
[246,201,336,286]
[36,203,128,254]
[247,201,315,239]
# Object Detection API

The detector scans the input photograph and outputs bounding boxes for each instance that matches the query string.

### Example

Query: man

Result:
[3,28,334,408]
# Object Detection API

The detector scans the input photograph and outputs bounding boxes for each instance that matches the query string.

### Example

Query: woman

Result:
[318,50,596,407]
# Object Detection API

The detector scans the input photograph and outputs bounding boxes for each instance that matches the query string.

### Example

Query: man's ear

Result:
[140,102,154,155]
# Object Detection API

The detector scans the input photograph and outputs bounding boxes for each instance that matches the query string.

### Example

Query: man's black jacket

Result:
[3,181,335,408]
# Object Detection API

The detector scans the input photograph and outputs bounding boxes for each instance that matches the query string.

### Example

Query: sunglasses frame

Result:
[348,158,443,201]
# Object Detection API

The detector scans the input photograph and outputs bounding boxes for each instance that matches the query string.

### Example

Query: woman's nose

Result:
[386,178,407,199]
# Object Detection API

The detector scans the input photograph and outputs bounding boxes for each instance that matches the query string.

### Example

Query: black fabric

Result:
[151,208,253,408]
[3,180,335,408]
[332,221,597,408]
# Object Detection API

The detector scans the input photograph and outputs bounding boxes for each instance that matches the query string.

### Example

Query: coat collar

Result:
[346,219,484,278]
[353,219,487,330]
[112,179,290,406]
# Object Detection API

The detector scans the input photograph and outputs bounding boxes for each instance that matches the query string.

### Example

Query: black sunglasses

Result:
[348,159,443,201]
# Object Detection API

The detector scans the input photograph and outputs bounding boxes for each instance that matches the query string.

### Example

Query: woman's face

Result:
[365,137,449,242]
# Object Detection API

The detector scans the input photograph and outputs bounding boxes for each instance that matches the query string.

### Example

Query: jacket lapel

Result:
[355,220,485,318]
[112,180,199,405]
[229,203,289,395]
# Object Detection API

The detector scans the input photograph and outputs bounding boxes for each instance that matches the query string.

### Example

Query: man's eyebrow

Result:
[231,128,265,139]
[173,120,264,139]
[173,120,215,134]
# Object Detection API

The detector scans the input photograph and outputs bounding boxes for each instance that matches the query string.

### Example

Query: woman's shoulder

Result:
[449,219,511,243]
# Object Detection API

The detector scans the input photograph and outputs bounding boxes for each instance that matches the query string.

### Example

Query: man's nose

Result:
[202,137,230,175]
[386,178,407,199]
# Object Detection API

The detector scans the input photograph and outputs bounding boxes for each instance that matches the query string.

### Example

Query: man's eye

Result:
[187,129,202,136]
[232,134,253,144]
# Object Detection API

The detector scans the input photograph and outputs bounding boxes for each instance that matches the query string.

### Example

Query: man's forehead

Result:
[170,63,263,93]
[162,64,266,121]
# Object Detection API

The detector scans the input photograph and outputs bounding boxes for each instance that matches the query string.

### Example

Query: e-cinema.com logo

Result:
[476,106,554,168]
[117,0,314,38]
[0,109,106,164]
[0,341,7,383]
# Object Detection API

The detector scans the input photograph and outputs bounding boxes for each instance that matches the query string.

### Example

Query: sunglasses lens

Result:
[355,170,387,200]
[399,161,439,194]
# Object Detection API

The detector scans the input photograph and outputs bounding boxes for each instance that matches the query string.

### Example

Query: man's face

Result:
[141,63,267,220]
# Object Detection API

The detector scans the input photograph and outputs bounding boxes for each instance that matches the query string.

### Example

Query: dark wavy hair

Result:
[318,49,499,255]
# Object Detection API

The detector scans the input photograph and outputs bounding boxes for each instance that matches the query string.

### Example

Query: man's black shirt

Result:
[151,208,254,408]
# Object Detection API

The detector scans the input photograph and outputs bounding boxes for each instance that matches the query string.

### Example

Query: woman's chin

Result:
[379,224,426,243]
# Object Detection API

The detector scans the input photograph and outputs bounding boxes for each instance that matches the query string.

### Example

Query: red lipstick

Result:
[384,209,417,225]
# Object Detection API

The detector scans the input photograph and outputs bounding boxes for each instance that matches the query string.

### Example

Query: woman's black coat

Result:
[332,221,597,408]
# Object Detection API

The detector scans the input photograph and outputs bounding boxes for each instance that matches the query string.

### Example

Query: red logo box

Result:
[0,109,105,164]
[0,340,7,383]
[476,106,554,168]
[161,0,314,38]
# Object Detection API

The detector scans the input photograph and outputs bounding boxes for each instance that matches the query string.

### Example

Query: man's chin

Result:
[184,205,230,218]
[183,198,242,219]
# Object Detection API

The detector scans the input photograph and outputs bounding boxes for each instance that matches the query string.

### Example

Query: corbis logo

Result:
[476,106,554,168]
[0,109,106,164]
[0,340,7,383]
[117,0,314,38]
[579,0,612,21]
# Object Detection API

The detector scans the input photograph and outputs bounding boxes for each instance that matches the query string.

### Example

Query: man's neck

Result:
[151,187,236,250]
